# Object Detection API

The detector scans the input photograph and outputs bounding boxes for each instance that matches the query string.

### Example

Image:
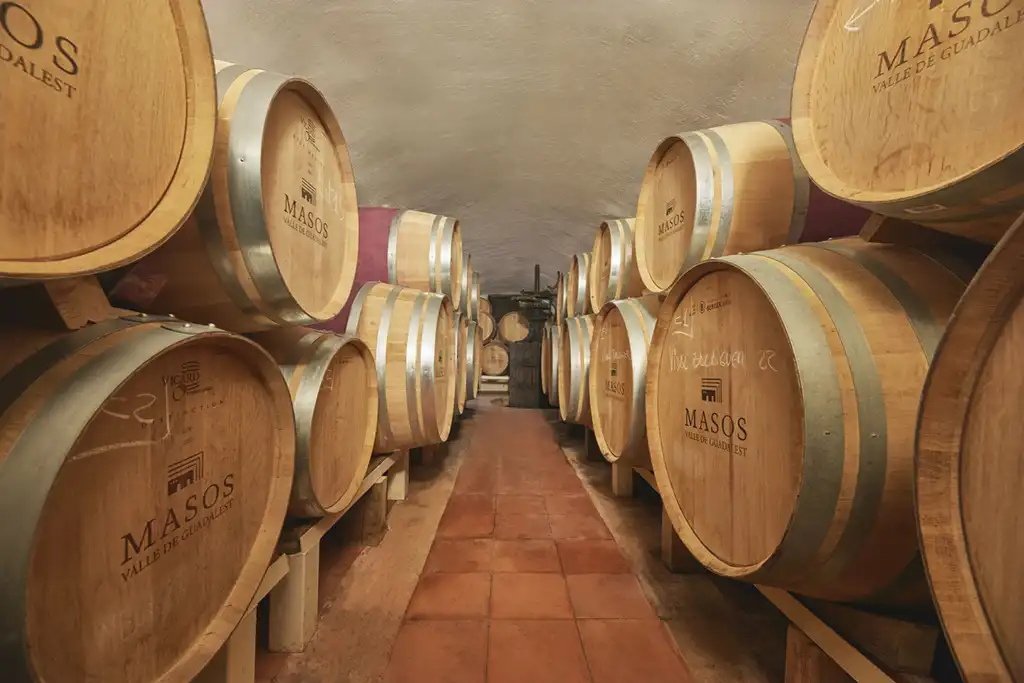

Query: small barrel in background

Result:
[0,317,295,683]
[467,320,483,399]
[589,218,643,312]
[249,327,377,518]
[479,295,492,319]
[454,312,468,415]
[917,213,1024,683]
[110,61,359,333]
[634,120,869,293]
[481,341,509,376]
[558,315,595,425]
[0,1,216,279]
[498,311,530,343]
[479,311,496,341]
[346,283,455,451]
[388,210,464,310]
[646,235,971,604]
[567,252,592,316]
[792,0,1024,244]
[589,296,659,465]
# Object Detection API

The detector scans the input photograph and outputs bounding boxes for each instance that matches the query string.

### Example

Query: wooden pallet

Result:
[759,586,940,683]
[193,451,409,682]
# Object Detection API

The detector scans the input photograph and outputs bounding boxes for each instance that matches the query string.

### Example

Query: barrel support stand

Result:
[759,586,940,683]
[264,454,400,655]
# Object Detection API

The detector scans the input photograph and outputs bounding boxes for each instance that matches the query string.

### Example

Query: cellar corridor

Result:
[252,403,785,683]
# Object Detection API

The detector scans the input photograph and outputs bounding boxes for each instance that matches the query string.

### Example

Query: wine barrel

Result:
[470,273,481,321]
[567,252,592,316]
[459,255,474,316]
[479,311,496,341]
[388,210,464,310]
[346,283,455,451]
[558,315,595,425]
[634,120,869,293]
[499,311,530,342]
[454,312,468,415]
[466,320,483,399]
[0,1,216,279]
[792,1,1024,244]
[479,295,491,318]
[546,323,561,406]
[541,322,552,395]
[589,296,659,465]
[589,219,643,311]
[110,61,359,333]
[647,236,972,604]
[249,328,377,517]
[555,273,566,326]
[917,213,1024,682]
[0,316,294,683]
[481,342,509,376]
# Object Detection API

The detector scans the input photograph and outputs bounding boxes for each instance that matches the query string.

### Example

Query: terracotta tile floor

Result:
[384,408,692,683]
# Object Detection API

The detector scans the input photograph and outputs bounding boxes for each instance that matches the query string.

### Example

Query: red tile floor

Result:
[384,408,693,683]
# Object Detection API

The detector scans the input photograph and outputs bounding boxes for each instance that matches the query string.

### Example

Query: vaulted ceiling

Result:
[202,0,817,293]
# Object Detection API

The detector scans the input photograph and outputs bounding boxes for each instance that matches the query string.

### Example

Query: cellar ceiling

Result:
[203,0,816,293]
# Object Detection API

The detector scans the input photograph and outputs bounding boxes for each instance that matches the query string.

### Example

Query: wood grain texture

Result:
[479,311,496,341]
[916,212,1024,682]
[589,218,643,311]
[0,319,294,683]
[0,0,216,278]
[647,237,969,603]
[792,0,1024,243]
[390,210,464,310]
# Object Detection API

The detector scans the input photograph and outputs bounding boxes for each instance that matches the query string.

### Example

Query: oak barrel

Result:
[558,315,595,425]
[792,0,1024,243]
[454,312,468,415]
[634,120,868,293]
[481,341,509,376]
[0,0,216,279]
[546,323,561,406]
[498,310,530,343]
[0,316,294,683]
[589,296,659,465]
[110,61,359,333]
[346,283,455,451]
[917,212,1024,681]
[647,237,971,603]
[589,219,643,311]
[479,295,492,318]
[459,255,474,316]
[249,328,377,517]
[466,320,483,399]
[470,273,481,321]
[567,252,592,316]
[479,311,496,341]
[541,322,552,395]
[388,210,464,310]
[555,272,567,326]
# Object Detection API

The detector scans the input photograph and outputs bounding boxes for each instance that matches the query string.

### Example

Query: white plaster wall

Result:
[202,0,816,293]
